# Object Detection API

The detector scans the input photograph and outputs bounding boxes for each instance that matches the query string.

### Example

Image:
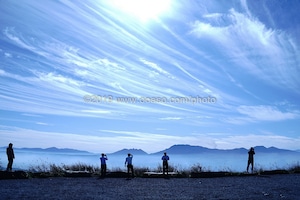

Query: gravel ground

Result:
[0,174,299,200]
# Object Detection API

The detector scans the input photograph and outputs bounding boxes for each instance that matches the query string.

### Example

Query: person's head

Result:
[250,147,254,151]
[164,152,167,155]
[128,153,131,156]
[101,153,105,157]
[8,143,13,148]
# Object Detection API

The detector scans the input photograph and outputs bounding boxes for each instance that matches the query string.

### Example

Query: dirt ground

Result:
[0,174,299,199]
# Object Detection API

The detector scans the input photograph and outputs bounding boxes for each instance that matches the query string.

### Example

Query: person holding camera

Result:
[100,153,108,178]
[247,147,255,173]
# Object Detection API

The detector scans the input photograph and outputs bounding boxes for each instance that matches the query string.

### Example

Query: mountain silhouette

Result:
[110,148,148,155]
[152,144,215,155]
[151,144,297,155]
[251,146,297,153]
[1,145,297,155]
[0,147,91,154]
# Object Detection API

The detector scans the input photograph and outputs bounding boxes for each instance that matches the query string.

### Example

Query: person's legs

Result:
[163,161,167,175]
[247,160,250,172]
[127,164,134,178]
[101,164,106,177]
[7,159,13,171]
[130,165,134,178]
[127,165,130,178]
[166,162,169,175]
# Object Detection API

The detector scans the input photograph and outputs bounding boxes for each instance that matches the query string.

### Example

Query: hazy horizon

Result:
[1,149,299,173]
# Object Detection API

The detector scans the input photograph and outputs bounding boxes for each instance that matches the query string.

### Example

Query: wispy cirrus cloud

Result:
[1,0,299,152]
[1,27,225,120]
[237,105,299,121]
[224,105,299,124]
[189,8,300,92]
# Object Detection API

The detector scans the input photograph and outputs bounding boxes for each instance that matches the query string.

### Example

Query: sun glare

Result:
[111,0,171,22]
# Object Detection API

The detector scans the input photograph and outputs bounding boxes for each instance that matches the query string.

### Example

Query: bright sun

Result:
[111,0,171,22]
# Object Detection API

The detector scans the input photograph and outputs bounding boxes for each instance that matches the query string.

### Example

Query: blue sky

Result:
[1,0,299,153]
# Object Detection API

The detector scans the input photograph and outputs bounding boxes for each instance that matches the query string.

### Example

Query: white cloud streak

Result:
[237,105,299,121]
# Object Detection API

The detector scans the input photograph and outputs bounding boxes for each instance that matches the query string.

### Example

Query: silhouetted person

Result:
[125,153,134,178]
[247,147,255,173]
[6,143,15,171]
[100,153,108,178]
[162,152,169,175]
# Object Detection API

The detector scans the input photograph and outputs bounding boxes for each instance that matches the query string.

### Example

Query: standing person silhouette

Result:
[162,152,169,176]
[125,153,134,178]
[6,143,15,172]
[100,153,108,178]
[247,147,255,173]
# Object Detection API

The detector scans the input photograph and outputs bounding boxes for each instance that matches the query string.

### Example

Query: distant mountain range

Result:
[0,147,90,154]
[1,144,298,155]
[152,144,298,155]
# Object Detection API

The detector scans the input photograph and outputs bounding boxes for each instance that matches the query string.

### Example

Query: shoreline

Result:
[1,168,300,180]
